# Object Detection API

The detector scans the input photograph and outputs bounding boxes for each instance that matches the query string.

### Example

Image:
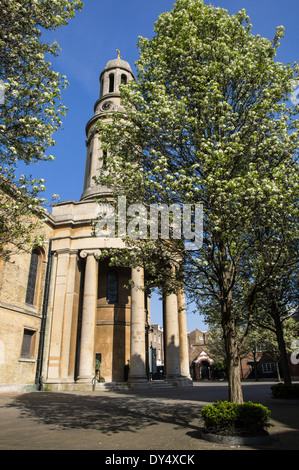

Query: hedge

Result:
[201,400,271,434]
[271,383,299,399]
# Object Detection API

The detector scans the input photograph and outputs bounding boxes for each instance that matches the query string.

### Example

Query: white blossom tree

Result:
[0,0,83,258]
[95,0,299,403]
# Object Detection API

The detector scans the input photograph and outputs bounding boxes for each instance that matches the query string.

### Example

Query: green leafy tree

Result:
[95,0,299,403]
[0,0,83,258]
[245,319,299,382]
[253,272,299,385]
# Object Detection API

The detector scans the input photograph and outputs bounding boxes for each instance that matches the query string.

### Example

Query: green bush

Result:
[201,401,271,435]
[201,401,238,429]
[212,360,227,379]
[271,383,299,399]
[237,402,271,431]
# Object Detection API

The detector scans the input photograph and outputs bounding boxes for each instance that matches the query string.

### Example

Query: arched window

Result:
[25,248,40,305]
[107,270,118,304]
[121,74,127,85]
[109,73,114,93]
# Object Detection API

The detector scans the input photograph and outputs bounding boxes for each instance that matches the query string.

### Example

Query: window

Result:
[25,248,40,305]
[102,150,107,169]
[109,73,114,93]
[107,270,118,303]
[21,329,36,359]
[95,353,102,363]
[121,74,127,85]
[262,363,275,374]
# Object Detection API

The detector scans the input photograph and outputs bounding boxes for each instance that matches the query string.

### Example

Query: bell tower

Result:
[81,51,134,201]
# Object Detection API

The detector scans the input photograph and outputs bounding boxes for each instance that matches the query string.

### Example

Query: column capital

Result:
[80,249,101,259]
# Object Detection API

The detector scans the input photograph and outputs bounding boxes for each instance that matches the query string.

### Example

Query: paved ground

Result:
[0,381,298,453]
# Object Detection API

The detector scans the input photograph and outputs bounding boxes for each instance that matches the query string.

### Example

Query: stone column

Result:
[128,266,149,387]
[164,290,182,381]
[77,250,100,383]
[177,286,192,383]
[47,250,70,381]
[42,251,58,382]
[60,250,78,381]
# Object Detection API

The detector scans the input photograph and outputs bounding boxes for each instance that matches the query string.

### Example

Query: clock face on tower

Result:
[102,100,113,111]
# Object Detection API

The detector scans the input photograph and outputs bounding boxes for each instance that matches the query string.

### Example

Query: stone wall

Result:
[0,218,53,390]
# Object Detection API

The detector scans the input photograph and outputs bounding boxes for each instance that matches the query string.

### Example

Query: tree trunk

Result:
[271,302,292,386]
[227,354,243,403]
[275,361,281,382]
[253,350,259,381]
[222,302,244,404]
[220,258,244,403]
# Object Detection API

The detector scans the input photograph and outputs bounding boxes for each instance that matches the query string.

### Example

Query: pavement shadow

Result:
[5,392,202,436]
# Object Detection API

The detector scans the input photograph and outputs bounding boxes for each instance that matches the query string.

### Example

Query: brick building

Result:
[188,329,213,380]
[150,324,164,379]
[188,328,299,381]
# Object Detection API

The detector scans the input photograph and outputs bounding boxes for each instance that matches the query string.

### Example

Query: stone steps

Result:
[151,380,173,388]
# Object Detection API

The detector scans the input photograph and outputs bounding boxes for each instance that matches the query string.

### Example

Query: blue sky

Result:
[25,0,299,332]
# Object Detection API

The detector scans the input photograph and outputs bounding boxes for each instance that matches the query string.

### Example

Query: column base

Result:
[127,376,152,389]
[165,375,193,387]
[43,381,93,392]
[76,376,93,384]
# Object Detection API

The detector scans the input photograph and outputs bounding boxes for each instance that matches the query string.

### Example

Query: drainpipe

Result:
[35,239,53,390]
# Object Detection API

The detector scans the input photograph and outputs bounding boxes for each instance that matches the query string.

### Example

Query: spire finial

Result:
[116,49,121,59]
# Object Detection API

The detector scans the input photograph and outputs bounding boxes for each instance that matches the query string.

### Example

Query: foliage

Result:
[0,0,83,258]
[252,282,299,386]
[211,360,227,379]
[204,327,226,361]
[203,318,298,382]
[95,0,299,402]
[271,383,299,399]
[201,400,271,435]
[94,359,105,382]
[247,318,299,356]
[0,175,48,257]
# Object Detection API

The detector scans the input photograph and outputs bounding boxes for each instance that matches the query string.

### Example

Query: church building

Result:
[0,55,192,391]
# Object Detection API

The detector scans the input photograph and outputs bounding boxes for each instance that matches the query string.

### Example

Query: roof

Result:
[104,57,132,73]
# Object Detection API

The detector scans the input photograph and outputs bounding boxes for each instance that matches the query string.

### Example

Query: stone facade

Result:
[0,215,54,390]
[0,54,192,391]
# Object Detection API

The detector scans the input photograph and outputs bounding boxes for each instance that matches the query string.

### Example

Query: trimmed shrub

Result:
[271,383,299,399]
[237,402,271,431]
[201,401,239,429]
[201,401,271,435]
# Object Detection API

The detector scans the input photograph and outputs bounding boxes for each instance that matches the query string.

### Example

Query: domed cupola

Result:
[94,50,134,116]
[81,52,134,201]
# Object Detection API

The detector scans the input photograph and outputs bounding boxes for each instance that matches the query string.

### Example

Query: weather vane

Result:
[117,49,121,59]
